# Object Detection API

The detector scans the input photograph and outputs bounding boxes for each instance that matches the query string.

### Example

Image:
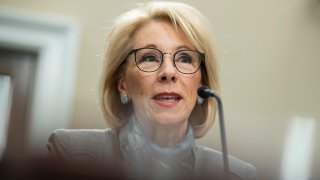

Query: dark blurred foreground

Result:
[0,157,128,180]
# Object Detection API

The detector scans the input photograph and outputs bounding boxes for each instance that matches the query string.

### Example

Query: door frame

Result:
[0,6,81,155]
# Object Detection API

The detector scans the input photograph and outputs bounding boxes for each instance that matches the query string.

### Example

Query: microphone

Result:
[197,85,218,98]
[197,86,230,179]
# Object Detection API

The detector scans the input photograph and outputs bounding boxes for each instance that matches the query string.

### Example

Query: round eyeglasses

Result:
[126,48,205,74]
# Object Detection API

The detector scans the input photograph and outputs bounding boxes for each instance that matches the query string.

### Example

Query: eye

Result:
[140,54,159,62]
[136,49,161,64]
[176,53,193,64]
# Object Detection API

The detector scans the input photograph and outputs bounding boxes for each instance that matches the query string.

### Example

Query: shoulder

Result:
[193,145,257,180]
[48,128,114,144]
[47,129,116,161]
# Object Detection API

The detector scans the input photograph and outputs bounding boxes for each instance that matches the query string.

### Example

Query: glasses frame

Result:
[126,47,205,74]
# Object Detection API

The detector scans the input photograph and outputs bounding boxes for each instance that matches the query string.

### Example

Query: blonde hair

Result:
[100,1,219,138]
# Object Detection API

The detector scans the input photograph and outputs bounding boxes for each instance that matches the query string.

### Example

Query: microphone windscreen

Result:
[197,86,210,98]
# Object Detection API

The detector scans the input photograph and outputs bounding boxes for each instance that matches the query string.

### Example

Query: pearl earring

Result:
[197,96,204,105]
[120,94,130,104]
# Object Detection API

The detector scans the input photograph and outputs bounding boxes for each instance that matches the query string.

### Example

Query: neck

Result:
[135,118,189,147]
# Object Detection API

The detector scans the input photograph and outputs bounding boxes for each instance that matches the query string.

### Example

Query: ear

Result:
[117,75,127,94]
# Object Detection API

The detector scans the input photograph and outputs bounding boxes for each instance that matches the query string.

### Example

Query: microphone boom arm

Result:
[209,90,230,179]
[199,87,230,179]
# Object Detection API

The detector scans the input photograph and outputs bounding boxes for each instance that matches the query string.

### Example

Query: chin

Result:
[152,114,187,126]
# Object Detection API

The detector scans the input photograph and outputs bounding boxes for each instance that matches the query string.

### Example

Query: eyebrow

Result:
[140,44,194,51]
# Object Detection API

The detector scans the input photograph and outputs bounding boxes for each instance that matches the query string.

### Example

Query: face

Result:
[118,20,201,129]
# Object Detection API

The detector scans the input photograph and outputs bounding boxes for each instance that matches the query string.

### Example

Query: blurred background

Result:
[0,0,319,179]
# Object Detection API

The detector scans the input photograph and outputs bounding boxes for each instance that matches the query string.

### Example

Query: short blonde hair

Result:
[100,1,219,138]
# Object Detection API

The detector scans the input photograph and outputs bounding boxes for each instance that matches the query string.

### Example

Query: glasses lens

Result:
[135,49,162,72]
[174,50,201,74]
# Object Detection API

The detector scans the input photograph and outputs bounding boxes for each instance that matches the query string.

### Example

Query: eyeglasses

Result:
[126,48,205,74]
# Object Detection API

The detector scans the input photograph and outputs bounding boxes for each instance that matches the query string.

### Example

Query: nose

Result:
[158,55,177,83]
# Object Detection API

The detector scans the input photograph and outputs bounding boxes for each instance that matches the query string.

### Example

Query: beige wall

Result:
[1,0,319,179]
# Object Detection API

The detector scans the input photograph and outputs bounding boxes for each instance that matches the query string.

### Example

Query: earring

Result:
[197,96,204,105]
[120,94,130,104]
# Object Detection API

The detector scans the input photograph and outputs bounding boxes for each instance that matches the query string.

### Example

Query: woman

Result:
[47,1,256,179]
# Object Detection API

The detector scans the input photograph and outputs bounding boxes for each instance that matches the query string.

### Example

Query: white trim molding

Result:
[280,116,315,180]
[0,6,81,155]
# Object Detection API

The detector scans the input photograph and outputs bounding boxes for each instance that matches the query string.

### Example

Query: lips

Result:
[152,92,182,107]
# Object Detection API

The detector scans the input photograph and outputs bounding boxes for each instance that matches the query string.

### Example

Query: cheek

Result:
[125,70,156,96]
[185,73,201,96]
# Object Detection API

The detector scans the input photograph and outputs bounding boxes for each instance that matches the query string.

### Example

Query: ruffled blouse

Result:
[118,116,195,179]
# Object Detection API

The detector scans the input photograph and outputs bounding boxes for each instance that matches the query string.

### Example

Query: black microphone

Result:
[197,86,230,179]
[197,86,218,98]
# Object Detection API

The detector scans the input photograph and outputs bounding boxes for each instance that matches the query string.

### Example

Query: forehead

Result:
[131,20,193,50]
